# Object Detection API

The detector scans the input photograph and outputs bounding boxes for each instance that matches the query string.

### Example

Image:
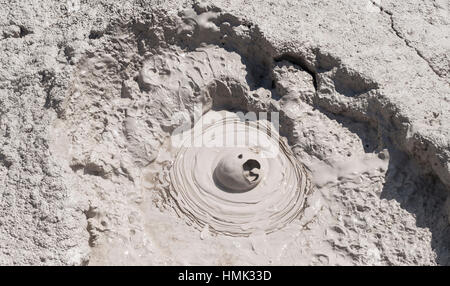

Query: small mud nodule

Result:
[214,151,262,193]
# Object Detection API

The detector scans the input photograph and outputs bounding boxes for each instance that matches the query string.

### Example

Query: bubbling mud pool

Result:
[169,111,312,236]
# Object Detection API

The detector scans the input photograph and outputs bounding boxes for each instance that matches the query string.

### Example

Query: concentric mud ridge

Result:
[170,111,312,236]
[43,2,450,265]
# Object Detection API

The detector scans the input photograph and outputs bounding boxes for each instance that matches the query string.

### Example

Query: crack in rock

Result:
[370,0,445,80]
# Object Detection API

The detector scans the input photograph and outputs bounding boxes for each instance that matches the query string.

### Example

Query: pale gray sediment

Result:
[0,0,449,265]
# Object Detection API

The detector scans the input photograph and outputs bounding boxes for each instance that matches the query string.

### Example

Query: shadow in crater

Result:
[314,107,381,153]
[322,111,450,265]
[380,147,450,265]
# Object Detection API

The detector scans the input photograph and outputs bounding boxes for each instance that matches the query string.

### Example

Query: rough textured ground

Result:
[0,0,449,265]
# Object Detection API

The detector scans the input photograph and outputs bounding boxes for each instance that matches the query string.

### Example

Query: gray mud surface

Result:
[0,0,449,265]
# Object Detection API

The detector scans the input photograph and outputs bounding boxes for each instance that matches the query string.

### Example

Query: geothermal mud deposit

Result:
[0,0,450,265]
[170,111,312,236]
